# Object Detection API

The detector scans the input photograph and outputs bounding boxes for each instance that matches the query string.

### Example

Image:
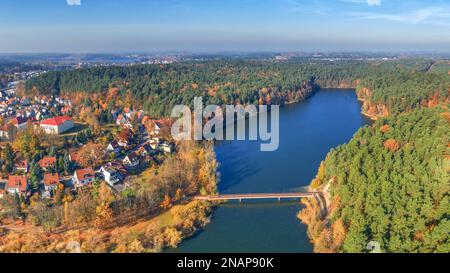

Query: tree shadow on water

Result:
[217,146,262,193]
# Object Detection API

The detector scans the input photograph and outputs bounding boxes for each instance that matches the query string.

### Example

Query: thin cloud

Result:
[348,6,450,25]
[366,0,381,6]
[67,0,81,6]
[285,0,331,15]
[340,0,382,6]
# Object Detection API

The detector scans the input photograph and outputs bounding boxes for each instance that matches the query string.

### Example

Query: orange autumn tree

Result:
[380,124,390,134]
[77,142,105,168]
[384,139,400,152]
[161,194,172,210]
[310,161,326,189]
[79,107,100,134]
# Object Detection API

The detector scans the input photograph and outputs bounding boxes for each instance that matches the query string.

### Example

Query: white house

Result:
[42,173,60,198]
[117,139,129,147]
[116,115,133,129]
[73,168,95,188]
[100,166,122,187]
[123,153,139,168]
[160,142,174,153]
[149,138,160,150]
[40,116,74,135]
[107,140,121,153]
[150,121,161,135]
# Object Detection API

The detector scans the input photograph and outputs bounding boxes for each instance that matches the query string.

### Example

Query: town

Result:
[0,75,175,203]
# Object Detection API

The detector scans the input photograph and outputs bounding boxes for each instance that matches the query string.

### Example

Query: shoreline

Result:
[0,87,378,253]
[183,86,376,253]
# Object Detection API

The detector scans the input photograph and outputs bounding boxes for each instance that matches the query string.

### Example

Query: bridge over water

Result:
[195,192,318,202]
[195,190,327,216]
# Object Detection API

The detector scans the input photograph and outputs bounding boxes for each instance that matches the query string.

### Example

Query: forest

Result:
[23,58,450,253]
[357,70,449,116]
[25,59,449,118]
[300,107,449,253]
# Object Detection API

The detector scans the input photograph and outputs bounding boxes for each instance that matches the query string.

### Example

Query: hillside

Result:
[300,107,450,253]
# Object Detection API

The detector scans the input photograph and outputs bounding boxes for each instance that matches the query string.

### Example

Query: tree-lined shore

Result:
[17,58,450,253]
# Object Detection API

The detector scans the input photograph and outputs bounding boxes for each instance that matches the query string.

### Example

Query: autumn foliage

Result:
[380,124,390,134]
[383,139,400,152]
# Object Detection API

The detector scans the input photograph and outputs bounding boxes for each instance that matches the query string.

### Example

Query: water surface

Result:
[172,89,370,253]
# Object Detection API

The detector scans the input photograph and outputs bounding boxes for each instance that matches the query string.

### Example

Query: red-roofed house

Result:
[39,156,57,171]
[43,173,60,194]
[14,160,29,173]
[6,175,28,195]
[73,168,95,187]
[40,116,74,135]
[0,124,11,140]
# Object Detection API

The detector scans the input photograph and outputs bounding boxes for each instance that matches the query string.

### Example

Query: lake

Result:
[170,89,371,253]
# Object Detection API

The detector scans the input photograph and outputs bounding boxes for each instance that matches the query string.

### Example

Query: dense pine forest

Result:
[300,107,449,253]
[26,59,449,118]
[357,70,449,116]
[26,61,319,117]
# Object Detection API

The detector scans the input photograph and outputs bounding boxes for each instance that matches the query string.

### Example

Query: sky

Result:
[0,0,449,53]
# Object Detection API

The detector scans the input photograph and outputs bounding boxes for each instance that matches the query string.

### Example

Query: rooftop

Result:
[40,116,73,126]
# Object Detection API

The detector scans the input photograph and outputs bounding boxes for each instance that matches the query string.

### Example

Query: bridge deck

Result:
[195,192,316,201]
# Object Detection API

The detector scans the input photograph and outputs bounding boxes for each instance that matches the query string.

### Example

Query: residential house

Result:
[123,153,139,168]
[143,118,172,136]
[69,150,81,166]
[0,124,11,140]
[73,168,96,188]
[6,175,28,196]
[118,128,134,147]
[161,142,175,153]
[149,120,161,135]
[106,140,121,153]
[40,116,74,135]
[117,139,129,147]
[39,156,57,171]
[149,138,160,150]
[115,114,133,129]
[12,116,29,131]
[0,180,6,198]
[14,160,28,173]
[100,166,123,187]
[137,144,150,156]
[42,173,60,197]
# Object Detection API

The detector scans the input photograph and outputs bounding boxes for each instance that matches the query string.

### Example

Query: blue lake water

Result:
[171,89,371,253]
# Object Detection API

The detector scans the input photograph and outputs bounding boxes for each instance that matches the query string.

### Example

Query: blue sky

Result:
[0,0,449,53]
